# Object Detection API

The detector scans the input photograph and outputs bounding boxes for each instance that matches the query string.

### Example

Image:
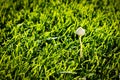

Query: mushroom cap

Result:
[75,27,85,36]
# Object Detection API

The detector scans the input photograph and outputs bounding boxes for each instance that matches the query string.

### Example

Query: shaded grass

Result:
[0,0,120,79]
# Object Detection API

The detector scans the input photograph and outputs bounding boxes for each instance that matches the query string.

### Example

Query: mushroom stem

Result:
[79,36,83,58]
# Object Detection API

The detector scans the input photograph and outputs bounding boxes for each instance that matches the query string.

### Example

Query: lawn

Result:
[0,0,120,79]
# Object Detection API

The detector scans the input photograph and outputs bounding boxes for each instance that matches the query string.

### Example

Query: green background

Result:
[0,0,120,79]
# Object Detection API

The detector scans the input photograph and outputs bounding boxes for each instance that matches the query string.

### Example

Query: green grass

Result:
[0,0,120,79]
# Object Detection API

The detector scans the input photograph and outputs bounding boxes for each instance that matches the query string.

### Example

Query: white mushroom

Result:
[75,27,85,36]
[75,27,85,58]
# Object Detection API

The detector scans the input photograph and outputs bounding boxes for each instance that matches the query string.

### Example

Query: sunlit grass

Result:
[0,0,120,79]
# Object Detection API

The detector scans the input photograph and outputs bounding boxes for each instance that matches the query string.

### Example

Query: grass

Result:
[0,0,120,79]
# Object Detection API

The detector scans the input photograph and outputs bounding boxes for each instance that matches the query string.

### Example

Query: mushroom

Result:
[75,27,85,58]
[75,27,85,36]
